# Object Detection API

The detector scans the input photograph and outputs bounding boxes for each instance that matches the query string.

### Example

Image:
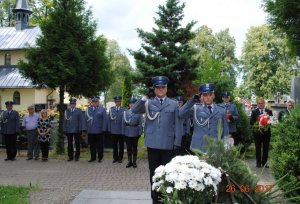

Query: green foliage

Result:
[0,185,32,204]
[240,25,299,98]
[190,26,237,102]
[204,137,279,203]
[19,0,112,153]
[130,0,198,97]
[235,102,252,151]
[29,0,53,25]
[271,105,300,202]
[0,0,16,27]
[263,0,300,57]
[121,75,132,108]
[104,39,132,103]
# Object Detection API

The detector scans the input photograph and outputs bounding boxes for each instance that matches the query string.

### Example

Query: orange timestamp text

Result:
[226,184,273,193]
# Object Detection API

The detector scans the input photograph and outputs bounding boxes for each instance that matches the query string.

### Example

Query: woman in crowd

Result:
[37,109,52,161]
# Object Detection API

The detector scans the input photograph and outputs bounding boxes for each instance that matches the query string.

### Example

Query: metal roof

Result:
[15,0,31,11]
[0,26,41,50]
[0,65,35,88]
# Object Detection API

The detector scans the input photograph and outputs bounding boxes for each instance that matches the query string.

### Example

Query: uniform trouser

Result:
[40,141,50,159]
[148,148,174,204]
[112,134,124,161]
[125,136,140,161]
[254,132,271,165]
[67,133,80,159]
[230,132,241,146]
[88,134,103,161]
[26,130,40,159]
[180,135,193,155]
[4,134,17,159]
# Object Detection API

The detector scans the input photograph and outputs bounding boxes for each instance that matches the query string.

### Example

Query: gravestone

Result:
[291,77,300,104]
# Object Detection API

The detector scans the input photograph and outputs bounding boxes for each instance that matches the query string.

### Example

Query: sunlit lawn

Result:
[0,185,37,204]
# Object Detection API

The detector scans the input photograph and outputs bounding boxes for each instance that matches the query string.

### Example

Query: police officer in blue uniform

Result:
[122,98,143,168]
[82,97,108,163]
[1,101,20,161]
[63,98,82,161]
[108,96,126,163]
[219,92,239,145]
[131,76,182,204]
[176,96,192,155]
[179,83,229,153]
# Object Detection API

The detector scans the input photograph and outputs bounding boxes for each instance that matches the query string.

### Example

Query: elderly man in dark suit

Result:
[250,98,273,168]
[278,99,294,122]
[1,101,20,161]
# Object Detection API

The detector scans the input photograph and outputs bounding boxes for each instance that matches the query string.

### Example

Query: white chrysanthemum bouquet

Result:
[152,155,222,204]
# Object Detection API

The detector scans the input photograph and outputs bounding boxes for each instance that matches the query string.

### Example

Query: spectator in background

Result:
[22,105,39,160]
[278,99,295,122]
[37,109,52,162]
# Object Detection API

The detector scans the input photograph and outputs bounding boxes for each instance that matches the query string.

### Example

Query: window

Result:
[13,91,20,105]
[4,54,11,65]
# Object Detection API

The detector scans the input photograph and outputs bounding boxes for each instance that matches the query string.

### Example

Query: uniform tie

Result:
[116,107,119,113]
[207,105,212,114]
[260,109,264,114]
[160,99,163,105]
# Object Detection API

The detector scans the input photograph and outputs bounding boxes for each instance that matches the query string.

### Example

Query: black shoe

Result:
[4,158,10,161]
[98,159,102,163]
[88,159,96,162]
[27,158,33,160]
[256,164,261,168]
[126,162,133,168]
[75,158,79,161]
[133,163,137,168]
[118,160,123,163]
[67,158,73,162]
[262,164,269,168]
[112,159,118,163]
[10,158,16,161]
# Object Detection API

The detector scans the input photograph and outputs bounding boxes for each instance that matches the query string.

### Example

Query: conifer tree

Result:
[19,0,112,153]
[122,75,132,108]
[130,0,197,97]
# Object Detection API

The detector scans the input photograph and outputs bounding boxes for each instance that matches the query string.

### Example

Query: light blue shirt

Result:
[22,114,39,130]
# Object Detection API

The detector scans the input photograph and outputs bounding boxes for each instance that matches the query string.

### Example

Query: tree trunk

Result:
[55,86,65,154]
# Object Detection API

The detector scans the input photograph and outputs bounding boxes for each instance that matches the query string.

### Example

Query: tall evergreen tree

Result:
[121,75,132,108]
[19,0,112,154]
[130,0,197,97]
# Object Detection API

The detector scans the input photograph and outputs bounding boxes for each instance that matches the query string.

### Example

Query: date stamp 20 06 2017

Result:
[226,184,274,193]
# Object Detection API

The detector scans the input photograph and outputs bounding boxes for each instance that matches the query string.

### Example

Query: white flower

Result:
[174,181,187,190]
[166,187,173,194]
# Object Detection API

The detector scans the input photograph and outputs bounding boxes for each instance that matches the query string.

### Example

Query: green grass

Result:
[0,185,36,204]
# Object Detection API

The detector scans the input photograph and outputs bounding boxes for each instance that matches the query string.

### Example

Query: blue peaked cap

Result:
[128,98,137,104]
[222,92,231,97]
[152,76,169,87]
[199,83,215,93]
[69,98,77,104]
[114,96,122,102]
[5,101,14,105]
[92,96,99,102]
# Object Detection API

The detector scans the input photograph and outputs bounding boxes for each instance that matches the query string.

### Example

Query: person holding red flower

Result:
[250,99,273,168]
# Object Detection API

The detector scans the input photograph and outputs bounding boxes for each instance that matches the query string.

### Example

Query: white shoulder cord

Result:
[193,104,210,128]
[110,107,116,120]
[123,110,131,124]
[86,108,93,122]
[145,100,160,121]
[0,112,7,124]
[64,110,72,121]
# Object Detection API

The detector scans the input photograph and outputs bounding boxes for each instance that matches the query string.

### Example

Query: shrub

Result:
[271,105,300,202]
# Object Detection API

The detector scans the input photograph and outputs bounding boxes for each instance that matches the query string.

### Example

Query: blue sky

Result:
[85,0,267,67]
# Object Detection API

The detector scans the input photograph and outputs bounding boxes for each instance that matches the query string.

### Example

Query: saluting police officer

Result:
[63,98,82,161]
[131,76,182,204]
[176,96,192,155]
[219,92,239,145]
[82,97,108,163]
[108,96,126,163]
[1,101,20,161]
[122,98,143,168]
[179,83,229,153]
